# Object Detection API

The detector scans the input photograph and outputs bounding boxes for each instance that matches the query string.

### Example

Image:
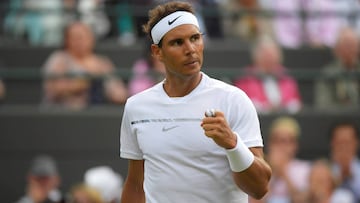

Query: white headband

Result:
[151,11,199,44]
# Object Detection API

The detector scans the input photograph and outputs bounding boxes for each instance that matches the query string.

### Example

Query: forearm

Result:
[121,181,145,203]
[232,155,272,199]
[105,78,128,104]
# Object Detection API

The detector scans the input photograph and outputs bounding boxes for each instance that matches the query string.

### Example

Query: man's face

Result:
[331,125,358,162]
[152,24,204,79]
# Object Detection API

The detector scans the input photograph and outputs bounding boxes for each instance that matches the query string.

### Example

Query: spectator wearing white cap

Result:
[84,166,123,203]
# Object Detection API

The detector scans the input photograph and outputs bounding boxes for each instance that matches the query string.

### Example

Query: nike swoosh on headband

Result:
[168,15,182,25]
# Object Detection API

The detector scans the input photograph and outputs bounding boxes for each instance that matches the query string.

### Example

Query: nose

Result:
[184,40,195,55]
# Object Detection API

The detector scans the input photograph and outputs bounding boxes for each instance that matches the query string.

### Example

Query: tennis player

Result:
[120,1,271,202]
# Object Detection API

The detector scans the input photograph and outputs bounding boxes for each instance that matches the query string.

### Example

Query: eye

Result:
[190,34,201,42]
[171,39,183,46]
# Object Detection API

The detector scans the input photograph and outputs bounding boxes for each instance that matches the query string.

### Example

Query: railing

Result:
[2,66,360,80]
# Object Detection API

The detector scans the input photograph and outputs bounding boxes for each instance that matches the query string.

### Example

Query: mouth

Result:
[184,59,199,66]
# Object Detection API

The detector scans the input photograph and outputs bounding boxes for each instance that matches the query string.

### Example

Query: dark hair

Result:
[328,120,360,141]
[142,1,195,45]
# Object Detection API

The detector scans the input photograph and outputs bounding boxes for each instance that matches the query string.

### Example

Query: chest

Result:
[137,116,221,158]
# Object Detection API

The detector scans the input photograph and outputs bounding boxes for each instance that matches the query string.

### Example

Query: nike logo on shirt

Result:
[162,125,179,132]
[168,15,182,25]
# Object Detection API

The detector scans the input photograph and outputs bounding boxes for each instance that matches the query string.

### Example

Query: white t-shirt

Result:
[120,73,263,203]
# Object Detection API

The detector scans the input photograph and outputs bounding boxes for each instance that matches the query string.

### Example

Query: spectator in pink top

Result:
[128,41,166,96]
[234,36,302,114]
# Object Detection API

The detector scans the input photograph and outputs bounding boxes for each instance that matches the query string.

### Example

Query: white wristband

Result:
[226,133,255,172]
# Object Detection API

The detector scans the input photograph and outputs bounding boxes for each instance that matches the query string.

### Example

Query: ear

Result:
[151,44,163,62]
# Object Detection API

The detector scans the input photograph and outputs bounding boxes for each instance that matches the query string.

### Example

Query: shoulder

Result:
[45,50,67,62]
[205,74,246,94]
[125,83,162,107]
[43,50,69,73]
[203,74,252,103]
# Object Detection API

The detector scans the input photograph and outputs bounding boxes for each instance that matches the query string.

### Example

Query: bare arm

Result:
[201,111,271,199]
[104,77,128,104]
[232,147,271,199]
[121,159,145,203]
[43,52,89,99]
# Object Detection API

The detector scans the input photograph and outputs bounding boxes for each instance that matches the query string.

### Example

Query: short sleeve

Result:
[227,89,263,148]
[120,103,144,160]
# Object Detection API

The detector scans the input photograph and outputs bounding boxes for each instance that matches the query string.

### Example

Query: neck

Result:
[68,49,90,60]
[163,72,202,97]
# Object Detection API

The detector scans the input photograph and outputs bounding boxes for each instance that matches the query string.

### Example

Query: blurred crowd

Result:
[2,0,360,48]
[250,118,360,203]
[0,0,359,112]
[14,116,360,203]
[15,155,123,203]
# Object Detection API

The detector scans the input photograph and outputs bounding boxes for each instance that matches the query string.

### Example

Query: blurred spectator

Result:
[3,0,27,41]
[258,0,304,48]
[15,155,64,203]
[219,0,264,42]
[4,0,65,46]
[189,0,223,39]
[314,27,360,109]
[251,116,310,203]
[77,0,111,40]
[111,0,141,46]
[42,21,128,110]
[63,0,77,23]
[302,0,344,48]
[84,166,123,203]
[329,121,360,202]
[128,41,165,96]
[333,0,360,36]
[234,36,302,114]
[23,0,64,46]
[68,184,104,203]
[306,159,355,203]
